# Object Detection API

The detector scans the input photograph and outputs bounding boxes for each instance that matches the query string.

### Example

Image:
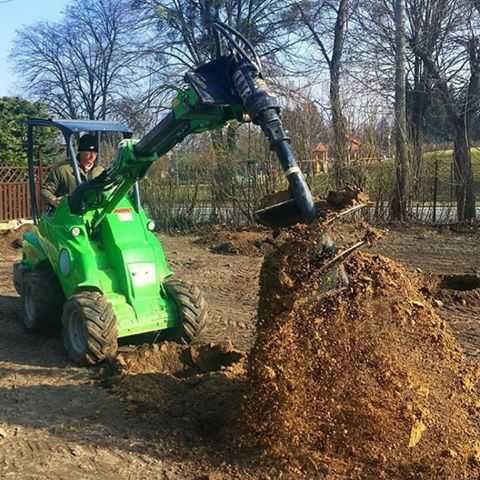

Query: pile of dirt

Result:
[242,225,480,478]
[0,224,31,255]
[327,220,380,250]
[195,226,273,257]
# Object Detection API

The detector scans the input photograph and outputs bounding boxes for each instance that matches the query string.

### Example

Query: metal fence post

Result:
[433,157,438,224]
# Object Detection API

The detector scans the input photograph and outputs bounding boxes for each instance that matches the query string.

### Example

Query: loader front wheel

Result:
[62,291,118,366]
[164,279,207,344]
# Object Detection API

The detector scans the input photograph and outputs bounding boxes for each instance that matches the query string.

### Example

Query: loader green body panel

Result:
[21,196,178,338]
[19,83,243,341]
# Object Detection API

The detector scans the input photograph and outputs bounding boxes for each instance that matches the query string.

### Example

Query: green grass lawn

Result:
[309,147,480,202]
[424,148,480,175]
[424,147,480,162]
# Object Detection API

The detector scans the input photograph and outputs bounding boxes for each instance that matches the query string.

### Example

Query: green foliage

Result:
[0,97,58,166]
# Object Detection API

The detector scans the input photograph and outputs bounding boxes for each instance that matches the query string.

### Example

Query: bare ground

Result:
[371,225,480,360]
[0,224,479,479]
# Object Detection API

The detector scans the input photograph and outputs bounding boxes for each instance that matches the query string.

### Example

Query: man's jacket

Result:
[41,162,104,205]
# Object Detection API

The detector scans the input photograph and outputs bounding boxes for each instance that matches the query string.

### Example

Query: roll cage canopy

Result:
[26,118,132,135]
[26,118,134,222]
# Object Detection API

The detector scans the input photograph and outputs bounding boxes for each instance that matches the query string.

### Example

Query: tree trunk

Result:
[330,76,348,189]
[411,125,423,192]
[409,59,429,195]
[453,121,476,221]
[330,0,349,189]
[296,0,349,188]
[391,0,409,221]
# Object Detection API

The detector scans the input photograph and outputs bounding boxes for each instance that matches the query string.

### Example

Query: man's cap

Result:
[78,134,98,152]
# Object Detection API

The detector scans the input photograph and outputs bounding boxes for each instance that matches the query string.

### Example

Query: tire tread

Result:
[62,291,118,366]
[164,278,207,344]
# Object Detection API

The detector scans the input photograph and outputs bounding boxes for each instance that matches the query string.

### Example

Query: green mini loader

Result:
[13,23,318,365]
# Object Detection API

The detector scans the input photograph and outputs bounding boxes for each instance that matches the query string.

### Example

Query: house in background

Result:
[308,134,364,174]
[345,133,362,161]
[311,143,329,174]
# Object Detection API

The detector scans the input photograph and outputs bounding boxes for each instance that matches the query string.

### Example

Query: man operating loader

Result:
[41,134,104,208]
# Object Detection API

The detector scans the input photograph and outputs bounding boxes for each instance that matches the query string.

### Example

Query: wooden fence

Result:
[0,167,46,221]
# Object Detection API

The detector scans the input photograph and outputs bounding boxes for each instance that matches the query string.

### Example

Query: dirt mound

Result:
[242,225,480,478]
[195,226,272,257]
[0,225,31,255]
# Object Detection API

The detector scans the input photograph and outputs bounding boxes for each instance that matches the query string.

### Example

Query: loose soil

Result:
[243,226,480,478]
[194,225,272,257]
[0,223,479,479]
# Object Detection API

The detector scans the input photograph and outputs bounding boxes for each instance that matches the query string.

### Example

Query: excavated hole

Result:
[109,342,245,378]
[100,343,247,440]
[440,274,480,291]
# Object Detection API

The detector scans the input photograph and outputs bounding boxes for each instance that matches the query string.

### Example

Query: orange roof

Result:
[314,143,329,152]
[346,133,361,146]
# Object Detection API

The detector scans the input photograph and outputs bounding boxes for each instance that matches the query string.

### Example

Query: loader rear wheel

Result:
[22,265,64,333]
[164,279,207,344]
[62,291,118,366]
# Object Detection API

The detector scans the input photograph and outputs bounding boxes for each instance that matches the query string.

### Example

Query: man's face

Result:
[79,150,97,171]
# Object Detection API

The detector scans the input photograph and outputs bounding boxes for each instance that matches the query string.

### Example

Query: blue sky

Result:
[0,0,70,97]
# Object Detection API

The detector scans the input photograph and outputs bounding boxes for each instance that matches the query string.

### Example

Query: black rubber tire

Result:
[62,291,118,366]
[163,279,207,344]
[22,265,64,333]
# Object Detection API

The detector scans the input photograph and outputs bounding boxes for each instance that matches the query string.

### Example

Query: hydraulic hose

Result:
[231,62,316,224]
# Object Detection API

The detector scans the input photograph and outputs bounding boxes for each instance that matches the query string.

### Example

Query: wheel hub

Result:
[24,290,36,328]
[68,311,87,354]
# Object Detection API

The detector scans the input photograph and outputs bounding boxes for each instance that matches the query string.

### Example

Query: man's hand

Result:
[50,196,63,208]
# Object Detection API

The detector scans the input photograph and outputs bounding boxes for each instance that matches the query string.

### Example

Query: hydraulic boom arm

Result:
[69,23,316,229]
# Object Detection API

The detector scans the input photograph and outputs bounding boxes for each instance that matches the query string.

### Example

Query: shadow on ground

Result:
[0,366,263,477]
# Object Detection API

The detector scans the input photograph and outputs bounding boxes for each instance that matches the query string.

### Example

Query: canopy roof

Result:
[27,118,132,134]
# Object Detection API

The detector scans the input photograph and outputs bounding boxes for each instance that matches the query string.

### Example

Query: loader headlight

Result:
[59,249,71,276]
[147,220,155,231]
[71,227,81,237]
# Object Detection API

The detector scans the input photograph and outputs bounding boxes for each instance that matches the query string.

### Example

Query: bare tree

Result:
[410,0,478,221]
[292,0,351,188]
[12,0,139,120]
[353,0,423,186]
[131,0,301,158]
[282,93,330,177]
[131,0,299,94]
[353,0,479,221]
[352,0,443,176]
[391,0,409,220]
